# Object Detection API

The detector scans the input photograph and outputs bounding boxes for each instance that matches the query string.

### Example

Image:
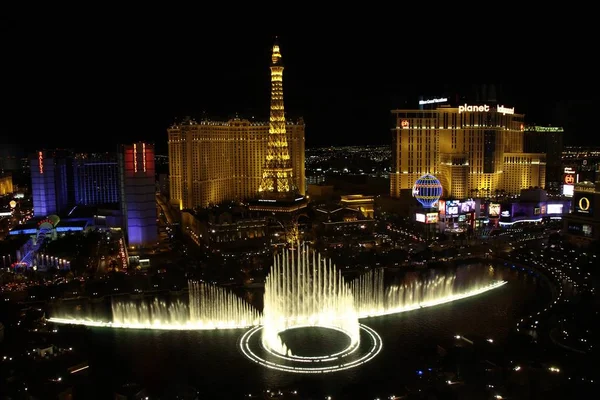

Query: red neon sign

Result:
[38,151,44,174]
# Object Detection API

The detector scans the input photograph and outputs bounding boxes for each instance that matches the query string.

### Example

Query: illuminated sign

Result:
[38,151,44,174]
[438,199,446,215]
[574,192,593,216]
[401,120,409,128]
[461,200,476,213]
[563,184,574,197]
[501,211,510,217]
[445,200,460,216]
[525,126,564,132]
[488,203,500,217]
[419,98,448,105]
[575,185,595,193]
[415,213,426,223]
[497,105,515,115]
[133,143,138,173]
[564,167,576,174]
[578,197,590,212]
[425,213,438,224]
[564,174,575,185]
[567,223,593,238]
[458,104,489,113]
[546,204,563,214]
[142,142,147,173]
[118,237,127,269]
[37,218,55,227]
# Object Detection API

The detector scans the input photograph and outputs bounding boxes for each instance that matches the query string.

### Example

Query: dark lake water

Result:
[73,264,548,399]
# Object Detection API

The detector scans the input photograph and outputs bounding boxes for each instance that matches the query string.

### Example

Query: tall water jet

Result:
[262,243,360,356]
[188,281,261,329]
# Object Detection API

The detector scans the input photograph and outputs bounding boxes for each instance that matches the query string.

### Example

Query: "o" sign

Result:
[578,196,590,211]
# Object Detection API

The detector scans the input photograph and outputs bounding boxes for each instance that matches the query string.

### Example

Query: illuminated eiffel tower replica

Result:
[249,39,307,244]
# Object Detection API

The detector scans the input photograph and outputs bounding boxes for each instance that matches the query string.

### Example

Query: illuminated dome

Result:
[412,174,443,208]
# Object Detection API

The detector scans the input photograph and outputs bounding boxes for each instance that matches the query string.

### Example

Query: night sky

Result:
[2,19,595,155]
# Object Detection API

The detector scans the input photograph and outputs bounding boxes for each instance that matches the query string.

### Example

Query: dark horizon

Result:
[3,27,595,154]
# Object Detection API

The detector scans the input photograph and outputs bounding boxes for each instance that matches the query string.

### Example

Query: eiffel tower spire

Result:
[257,39,297,197]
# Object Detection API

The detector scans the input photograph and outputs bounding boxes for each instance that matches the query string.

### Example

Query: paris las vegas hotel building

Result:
[390,100,546,200]
[168,118,305,209]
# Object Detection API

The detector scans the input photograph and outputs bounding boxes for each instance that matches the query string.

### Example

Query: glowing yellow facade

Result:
[257,41,298,197]
[168,118,305,209]
[390,106,546,199]
[0,175,13,195]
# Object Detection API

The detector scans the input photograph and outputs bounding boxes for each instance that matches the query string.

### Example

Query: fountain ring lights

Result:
[240,323,383,373]
[262,324,361,361]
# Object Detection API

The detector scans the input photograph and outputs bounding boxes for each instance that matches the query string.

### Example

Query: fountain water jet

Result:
[188,281,261,329]
[262,243,360,356]
[50,281,260,330]
[351,267,506,318]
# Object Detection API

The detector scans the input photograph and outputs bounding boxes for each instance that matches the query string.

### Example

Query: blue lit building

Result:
[30,150,70,217]
[73,153,120,205]
[119,142,157,247]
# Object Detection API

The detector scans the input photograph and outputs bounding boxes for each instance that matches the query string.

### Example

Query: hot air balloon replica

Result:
[412,174,443,210]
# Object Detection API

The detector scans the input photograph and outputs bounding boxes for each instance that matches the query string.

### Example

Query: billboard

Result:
[563,184,574,197]
[547,203,563,215]
[489,203,500,217]
[415,213,426,223]
[426,213,438,224]
[446,200,460,216]
[500,203,540,223]
[461,199,476,213]
[573,192,593,217]
[563,167,576,198]
[438,199,446,216]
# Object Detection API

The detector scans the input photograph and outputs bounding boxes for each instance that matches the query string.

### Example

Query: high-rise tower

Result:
[257,40,298,198]
[119,142,157,247]
[249,39,306,246]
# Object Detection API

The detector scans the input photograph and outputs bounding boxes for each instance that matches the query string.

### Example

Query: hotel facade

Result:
[119,142,157,247]
[390,103,546,199]
[168,117,305,209]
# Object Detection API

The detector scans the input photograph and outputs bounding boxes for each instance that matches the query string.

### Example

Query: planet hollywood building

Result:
[391,101,546,200]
